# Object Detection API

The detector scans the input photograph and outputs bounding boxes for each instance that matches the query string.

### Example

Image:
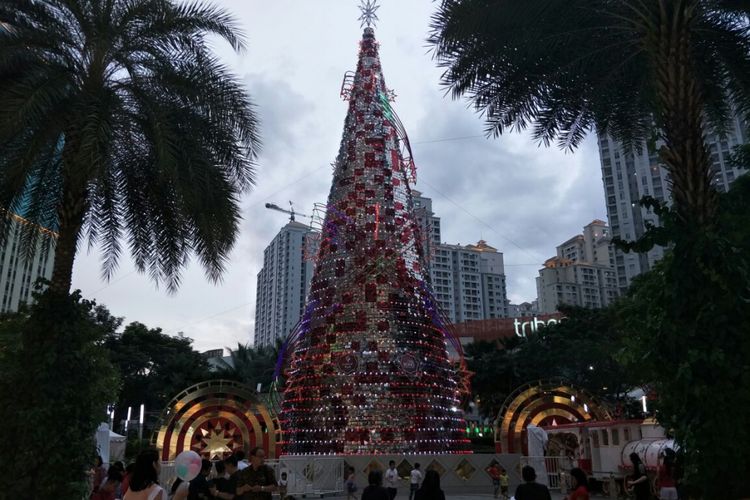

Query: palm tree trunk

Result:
[49,170,86,295]
[652,0,717,228]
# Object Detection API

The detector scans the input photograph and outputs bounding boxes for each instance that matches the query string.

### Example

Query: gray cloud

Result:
[71,0,607,351]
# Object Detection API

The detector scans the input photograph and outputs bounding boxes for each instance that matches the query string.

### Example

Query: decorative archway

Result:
[153,379,280,461]
[495,380,610,454]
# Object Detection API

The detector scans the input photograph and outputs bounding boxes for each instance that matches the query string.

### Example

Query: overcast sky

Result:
[71,0,606,352]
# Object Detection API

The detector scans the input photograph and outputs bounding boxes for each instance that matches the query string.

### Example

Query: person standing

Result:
[92,466,123,500]
[225,456,240,493]
[212,460,237,500]
[361,470,390,500]
[278,472,288,499]
[91,455,107,498]
[409,464,422,500]
[121,463,135,496]
[124,449,165,500]
[499,468,509,499]
[170,478,190,500]
[414,470,445,500]
[627,453,651,500]
[565,468,589,500]
[188,459,217,500]
[235,447,277,500]
[487,463,501,498]
[514,466,552,500]
[384,461,398,500]
[345,467,357,500]
[658,450,679,500]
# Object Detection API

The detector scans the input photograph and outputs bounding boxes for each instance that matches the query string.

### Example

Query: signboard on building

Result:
[453,313,565,343]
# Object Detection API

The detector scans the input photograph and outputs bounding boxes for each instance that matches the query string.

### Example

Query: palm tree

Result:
[429,0,750,229]
[0,0,260,294]
[215,342,277,390]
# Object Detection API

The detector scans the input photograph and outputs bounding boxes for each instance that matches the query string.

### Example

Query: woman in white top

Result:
[124,449,165,500]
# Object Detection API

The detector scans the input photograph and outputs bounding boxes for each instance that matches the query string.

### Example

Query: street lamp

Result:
[139,404,145,440]
[125,406,132,432]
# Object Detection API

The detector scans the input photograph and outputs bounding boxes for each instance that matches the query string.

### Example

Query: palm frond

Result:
[0,0,261,292]
[429,0,748,151]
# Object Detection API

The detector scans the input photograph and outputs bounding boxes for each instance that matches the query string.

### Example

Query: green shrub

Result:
[0,291,118,499]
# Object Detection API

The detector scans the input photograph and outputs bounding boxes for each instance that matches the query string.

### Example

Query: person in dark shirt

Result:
[188,459,217,500]
[213,459,237,500]
[235,447,277,500]
[627,453,651,500]
[414,470,445,500]
[514,466,552,500]
[361,470,390,500]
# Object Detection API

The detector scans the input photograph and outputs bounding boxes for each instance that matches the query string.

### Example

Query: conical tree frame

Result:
[279,27,470,455]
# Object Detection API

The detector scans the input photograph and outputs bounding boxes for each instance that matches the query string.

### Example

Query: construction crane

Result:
[264,201,309,222]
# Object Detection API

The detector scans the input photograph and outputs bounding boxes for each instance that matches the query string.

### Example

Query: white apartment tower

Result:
[536,220,618,313]
[432,240,509,323]
[0,215,56,313]
[253,221,317,348]
[410,192,509,323]
[598,115,748,291]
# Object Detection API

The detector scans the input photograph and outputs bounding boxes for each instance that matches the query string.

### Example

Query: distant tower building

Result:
[432,240,509,322]
[0,214,56,313]
[536,220,618,313]
[507,300,538,318]
[598,115,748,292]
[253,221,316,348]
[411,190,441,263]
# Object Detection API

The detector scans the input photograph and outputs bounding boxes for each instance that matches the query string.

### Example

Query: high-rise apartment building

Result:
[413,192,509,322]
[507,301,538,318]
[598,115,748,291]
[412,190,441,263]
[536,220,618,313]
[0,215,56,313]
[253,192,509,346]
[253,221,317,348]
[431,240,509,323]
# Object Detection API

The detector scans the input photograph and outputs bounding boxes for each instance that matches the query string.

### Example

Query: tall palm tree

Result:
[0,0,260,294]
[429,0,750,229]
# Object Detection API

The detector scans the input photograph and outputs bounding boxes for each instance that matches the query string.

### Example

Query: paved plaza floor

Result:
[318,492,567,500]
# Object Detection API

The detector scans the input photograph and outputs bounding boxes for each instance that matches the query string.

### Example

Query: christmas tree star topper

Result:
[358,0,380,28]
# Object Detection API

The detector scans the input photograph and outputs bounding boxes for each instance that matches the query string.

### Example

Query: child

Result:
[279,471,288,499]
[487,463,501,498]
[499,467,510,499]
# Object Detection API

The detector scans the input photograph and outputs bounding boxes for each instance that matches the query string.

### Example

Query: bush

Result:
[0,291,118,499]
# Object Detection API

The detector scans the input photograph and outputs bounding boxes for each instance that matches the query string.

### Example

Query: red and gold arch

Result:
[495,380,610,454]
[153,379,280,461]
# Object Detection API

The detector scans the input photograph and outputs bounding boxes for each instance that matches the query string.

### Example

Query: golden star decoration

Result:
[197,424,233,459]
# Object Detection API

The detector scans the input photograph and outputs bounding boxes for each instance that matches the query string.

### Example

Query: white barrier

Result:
[520,455,574,490]
[158,457,345,497]
[274,457,345,497]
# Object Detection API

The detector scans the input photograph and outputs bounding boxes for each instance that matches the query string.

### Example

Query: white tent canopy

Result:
[95,423,127,464]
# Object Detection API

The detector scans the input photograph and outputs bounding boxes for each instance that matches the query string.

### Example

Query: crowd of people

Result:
[90,448,678,500]
[89,447,280,500]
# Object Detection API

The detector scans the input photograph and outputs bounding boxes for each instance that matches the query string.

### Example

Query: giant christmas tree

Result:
[279,21,470,455]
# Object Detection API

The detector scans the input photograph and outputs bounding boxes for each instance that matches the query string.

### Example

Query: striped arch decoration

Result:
[495,380,611,454]
[153,379,280,461]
